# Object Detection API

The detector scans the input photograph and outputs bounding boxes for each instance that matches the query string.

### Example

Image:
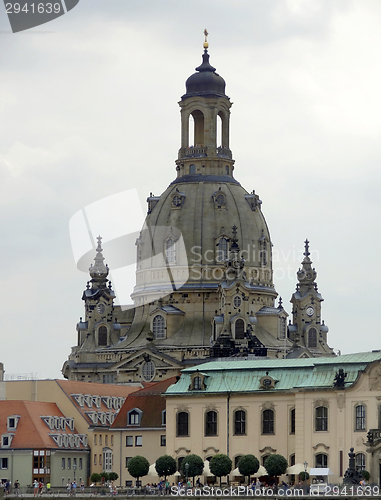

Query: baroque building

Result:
[62,38,333,384]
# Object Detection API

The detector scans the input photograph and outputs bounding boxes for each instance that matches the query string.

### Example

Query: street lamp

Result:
[185,462,190,490]
[303,462,308,493]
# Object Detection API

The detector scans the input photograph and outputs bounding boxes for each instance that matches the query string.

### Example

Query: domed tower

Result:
[63,35,332,383]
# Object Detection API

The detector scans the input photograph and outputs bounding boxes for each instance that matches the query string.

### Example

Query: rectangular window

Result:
[62,458,65,470]
[316,406,328,432]
[234,410,246,435]
[262,409,274,435]
[126,481,133,487]
[125,457,132,468]
[94,455,97,465]
[290,408,295,434]
[0,458,8,469]
[8,418,15,429]
[68,458,71,470]
[111,435,114,446]
[355,405,366,431]
[99,454,102,465]
[126,436,133,447]
[73,458,77,468]
[162,410,166,426]
[105,435,108,445]
[160,435,166,447]
[79,458,82,470]
[2,436,9,447]
[99,435,102,445]
[94,434,97,445]
[135,436,142,447]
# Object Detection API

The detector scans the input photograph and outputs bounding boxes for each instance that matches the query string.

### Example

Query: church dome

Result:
[184,50,226,98]
[133,178,275,303]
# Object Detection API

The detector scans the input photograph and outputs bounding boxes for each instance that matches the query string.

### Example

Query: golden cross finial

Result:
[203,29,209,49]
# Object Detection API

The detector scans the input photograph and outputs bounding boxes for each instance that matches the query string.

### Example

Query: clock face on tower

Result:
[306,306,314,317]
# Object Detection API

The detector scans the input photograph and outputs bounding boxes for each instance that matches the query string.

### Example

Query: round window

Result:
[216,194,225,206]
[233,296,242,308]
[142,361,155,382]
[172,195,181,207]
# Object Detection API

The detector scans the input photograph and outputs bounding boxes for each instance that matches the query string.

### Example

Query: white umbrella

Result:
[174,471,181,477]
[231,467,243,476]
[287,464,311,475]
[203,460,213,476]
[148,463,160,478]
[254,465,268,478]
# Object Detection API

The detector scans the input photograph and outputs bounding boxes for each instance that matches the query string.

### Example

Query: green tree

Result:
[90,473,101,484]
[361,470,370,481]
[181,454,204,485]
[109,472,119,481]
[299,471,309,481]
[127,455,150,486]
[264,454,288,480]
[100,471,109,483]
[238,455,260,484]
[210,454,232,486]
[155,455,177,480]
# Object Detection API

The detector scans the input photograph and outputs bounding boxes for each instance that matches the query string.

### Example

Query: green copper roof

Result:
[165,351,381,395]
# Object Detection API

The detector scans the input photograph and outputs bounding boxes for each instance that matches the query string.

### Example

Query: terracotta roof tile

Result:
[112,377,177,429]
[0,400,85,449]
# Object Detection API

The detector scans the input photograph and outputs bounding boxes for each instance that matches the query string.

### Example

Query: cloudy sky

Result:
[1,0,380,379]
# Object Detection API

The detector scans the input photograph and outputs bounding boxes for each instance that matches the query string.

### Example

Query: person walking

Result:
[33,480,39,497]
[14,480,20,496]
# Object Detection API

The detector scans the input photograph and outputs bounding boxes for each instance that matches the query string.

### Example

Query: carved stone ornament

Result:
[312,443,330,451]
[314,399,329,409]
[337,394,345,410]
[175,447,191,455]
[203,446,219,454]
[261,402,275,411]
[176,405,189,413]
[369,368,381,391]
[259,446,276,454]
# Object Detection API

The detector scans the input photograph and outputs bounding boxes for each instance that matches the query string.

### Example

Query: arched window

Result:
[189,164,196,174]
[290,454,296,467]
[153,315,165,339]
[234,410,246,435]
[177,412,189,437]
[98,326,107,346]
[103,448,112,472]
[308,328,317,348]
[315,453,328,468]
[225,165,229,175]
[128,410,140,426]
[177,456,185,472]
[262,409,274,434]
[355,405,366,431]
[262,454,270,466]
[234,455,243,468]
[290,408,295,434]
[205,411,217,436]
[216,113,222,147]
[193,376,202,390]
[165,237,176,263]
[315,406,328,431]
[233,296,242,308]
[217,238,228,262]
[235,319,245,340]
[142,361,155,382]
[355,453,366,471]
[191,110,204,146]
[216,193,226,207]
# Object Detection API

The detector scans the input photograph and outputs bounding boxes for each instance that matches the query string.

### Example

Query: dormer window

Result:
[213,189,227,209]
[7,415,20,431]
[190,372,206,390]
[127,408,142,426]
[153,315,166,339]
[1,434,14,448]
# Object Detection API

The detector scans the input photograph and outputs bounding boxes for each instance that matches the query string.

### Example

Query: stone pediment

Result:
[110,347,182,372]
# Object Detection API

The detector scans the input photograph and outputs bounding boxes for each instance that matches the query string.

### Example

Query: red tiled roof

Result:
[56,380,141,427]
[112,377,177,429]
[0,400,85,449]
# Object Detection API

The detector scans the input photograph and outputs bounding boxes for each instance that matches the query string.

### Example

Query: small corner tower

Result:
[289,240,332,355]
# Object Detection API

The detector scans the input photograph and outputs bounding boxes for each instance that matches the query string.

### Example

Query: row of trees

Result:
[127,453,289,486]
[90,471,119,483]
